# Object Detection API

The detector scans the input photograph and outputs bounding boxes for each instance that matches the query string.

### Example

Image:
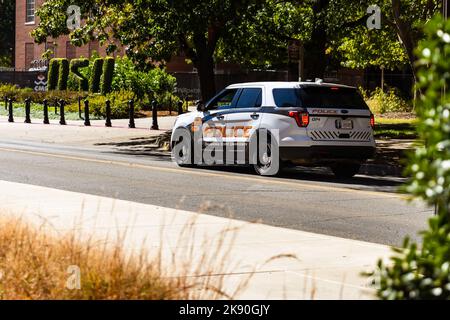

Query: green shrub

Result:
[0,83,21,100]
[366,87,412,114]
[101,57,115,94]
[15,87,34,101]
[89,58,104,93]
[57,59,70,91]
[112,56,176,102]
[47,59,60,90]
[373,15,450,300]
[70,58,89,91]
[0,84,85,104]
[66,90,135,119]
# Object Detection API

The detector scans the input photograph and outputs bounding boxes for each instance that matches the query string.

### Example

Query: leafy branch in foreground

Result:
[373,14,450,300]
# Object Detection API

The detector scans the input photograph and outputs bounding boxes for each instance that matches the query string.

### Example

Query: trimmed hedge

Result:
[57,59,70,91]
[70,58,89,91]
[101,57,115,94]
[47,59,60,91]
[89,58,104,93]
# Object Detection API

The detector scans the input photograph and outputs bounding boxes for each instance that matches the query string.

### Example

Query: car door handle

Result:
[216,115,225,120]
[250,113,259,120]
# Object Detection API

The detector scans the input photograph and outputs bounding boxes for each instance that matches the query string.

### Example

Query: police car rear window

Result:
[273,87,368,110]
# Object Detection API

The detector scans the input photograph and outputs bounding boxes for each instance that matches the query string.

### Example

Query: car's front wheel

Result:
[172,129,195,167]
[253,133,282,176]
[330,163,361,178]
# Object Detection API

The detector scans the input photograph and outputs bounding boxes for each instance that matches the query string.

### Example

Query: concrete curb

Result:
[0,179,393,300]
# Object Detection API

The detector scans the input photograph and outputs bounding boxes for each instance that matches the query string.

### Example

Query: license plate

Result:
[336,119,353,130]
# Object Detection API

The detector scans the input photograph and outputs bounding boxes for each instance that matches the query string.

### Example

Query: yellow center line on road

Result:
[0,146,409,200]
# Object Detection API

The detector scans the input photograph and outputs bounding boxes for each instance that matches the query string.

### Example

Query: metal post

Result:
[128,100,135,128]
[78,96,83,120]
[59,99,66,125]
[177,100,183,115]
[151,100,159,130]
[7,98,13,123]
[105,100,112,127]
[54,99,58,115]
[43,99,49,124]
[24,98,31,123]
[84,100,91,126]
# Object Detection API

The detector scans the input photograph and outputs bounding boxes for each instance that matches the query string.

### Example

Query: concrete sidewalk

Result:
[0,115,175,147]
[0,179,392,299]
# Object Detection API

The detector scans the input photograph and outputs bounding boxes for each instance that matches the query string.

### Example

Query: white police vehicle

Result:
[171,81,376,177]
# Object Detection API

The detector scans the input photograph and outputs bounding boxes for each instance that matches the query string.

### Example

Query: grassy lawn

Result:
[0,102,102,121]
[374,117,418,140]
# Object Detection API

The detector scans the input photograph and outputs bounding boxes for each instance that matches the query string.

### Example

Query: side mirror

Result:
[196,100,205,112]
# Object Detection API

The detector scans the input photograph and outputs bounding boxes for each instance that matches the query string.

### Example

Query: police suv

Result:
[171,81,376,177]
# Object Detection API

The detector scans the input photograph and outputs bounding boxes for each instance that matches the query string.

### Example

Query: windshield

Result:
[273,87,369,110]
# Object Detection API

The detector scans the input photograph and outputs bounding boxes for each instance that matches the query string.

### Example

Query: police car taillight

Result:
[289,111,309,127]
[370,114,375,128]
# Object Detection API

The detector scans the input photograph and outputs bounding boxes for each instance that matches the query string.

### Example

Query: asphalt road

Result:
[0,139,432,246]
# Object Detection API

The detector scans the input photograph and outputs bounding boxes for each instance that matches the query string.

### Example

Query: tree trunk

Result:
[196,54,216,102]
[302,0,329,80]
[391,0,417,84]
[303,27,327,80]
[190,32,217,102]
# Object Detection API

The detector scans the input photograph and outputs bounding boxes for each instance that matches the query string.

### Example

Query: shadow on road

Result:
[96,132,172,160]
[96,133,406,194]
[182,165,405,194]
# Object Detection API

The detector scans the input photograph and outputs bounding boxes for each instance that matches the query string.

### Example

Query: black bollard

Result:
[59,99,66,125]
[54,99,58,115]
[24,98,31,123]
[177,100,183,115]
[105,100,112,127]
[128,100,135,128]
[84,100,91,126]
[43,99,49,124]
[7,98,13,123]
[78,96,83,120]
[151,100,159,130]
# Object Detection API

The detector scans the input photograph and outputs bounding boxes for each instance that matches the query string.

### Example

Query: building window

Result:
[88,41,99,58]
[25,43,34,70]
[66,41,77,60]
[45,42,56,59]
[25,0,36,23]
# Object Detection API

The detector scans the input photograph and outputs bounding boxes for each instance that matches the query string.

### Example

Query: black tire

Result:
[331,163,361,178]
[172,129,195,167]
[253,132,282,176]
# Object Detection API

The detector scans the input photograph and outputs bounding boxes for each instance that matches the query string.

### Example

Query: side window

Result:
[207,89,238,110]
[235,88,262,108]
[273,89,301,108]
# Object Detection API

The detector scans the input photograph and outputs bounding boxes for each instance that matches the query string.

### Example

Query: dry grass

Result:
[0,214,254,300]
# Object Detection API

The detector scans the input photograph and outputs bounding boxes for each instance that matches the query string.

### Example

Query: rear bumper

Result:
[280,146,376,163]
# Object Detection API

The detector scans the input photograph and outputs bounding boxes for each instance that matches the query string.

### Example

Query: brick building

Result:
[15,0,128,70]
[14,0,242,75]
[14,1,370,96]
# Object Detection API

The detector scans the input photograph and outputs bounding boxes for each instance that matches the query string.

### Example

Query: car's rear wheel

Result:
[253,133,281,176]
[330,163,361,178]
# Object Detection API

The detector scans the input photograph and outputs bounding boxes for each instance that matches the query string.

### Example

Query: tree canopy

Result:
[0,0,15,67]
[32,0,441,99]
[33,0,310,100]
